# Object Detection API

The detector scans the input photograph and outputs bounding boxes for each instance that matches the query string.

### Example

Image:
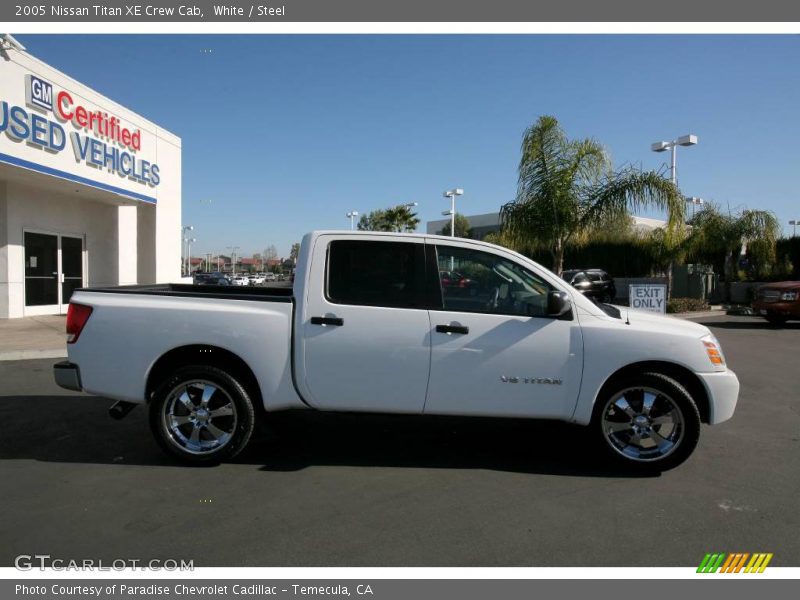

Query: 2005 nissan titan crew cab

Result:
[54,231,739,471]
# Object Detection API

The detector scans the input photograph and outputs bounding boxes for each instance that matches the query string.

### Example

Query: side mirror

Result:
[547,290,572,317]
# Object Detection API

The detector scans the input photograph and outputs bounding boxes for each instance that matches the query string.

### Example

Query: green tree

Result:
[687,204,780,283]
[441,213,473,238]
[357,205,420,233]
[499,115,685,275]
[289,243,300,265]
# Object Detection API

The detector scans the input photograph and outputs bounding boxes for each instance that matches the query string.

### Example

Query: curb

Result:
[673,310,727,320]
[0,349,67,362]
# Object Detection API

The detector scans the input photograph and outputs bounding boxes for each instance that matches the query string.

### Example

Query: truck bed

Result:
[75,283,293,302]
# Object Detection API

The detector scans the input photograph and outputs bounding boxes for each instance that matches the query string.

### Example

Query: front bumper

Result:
[752,301,800,318]
[697,369,739,425]
[53,361,83,392]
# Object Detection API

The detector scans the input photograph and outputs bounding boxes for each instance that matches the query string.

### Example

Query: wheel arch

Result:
[145,345,263,412]
[593,360,711,424]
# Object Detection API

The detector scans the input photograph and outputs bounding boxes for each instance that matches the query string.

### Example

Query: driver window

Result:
[435,245,554,317]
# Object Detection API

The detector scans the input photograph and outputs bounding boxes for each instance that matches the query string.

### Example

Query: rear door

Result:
[424,242,583,420]
[296,235,432,413]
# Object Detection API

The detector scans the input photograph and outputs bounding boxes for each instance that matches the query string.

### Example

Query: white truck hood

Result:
[617,306,711,338]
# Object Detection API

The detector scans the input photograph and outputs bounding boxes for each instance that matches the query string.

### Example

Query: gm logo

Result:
[25,74,53,111]
[697,552,773,573]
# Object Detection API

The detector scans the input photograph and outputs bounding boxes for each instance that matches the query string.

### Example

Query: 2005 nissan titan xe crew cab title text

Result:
[54,232,739,472]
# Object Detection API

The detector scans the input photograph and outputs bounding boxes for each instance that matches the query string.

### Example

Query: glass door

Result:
[60,236,84,312]
[24,232,59,315]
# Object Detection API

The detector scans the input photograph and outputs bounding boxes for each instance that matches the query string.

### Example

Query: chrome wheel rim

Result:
[162,380,237,455]
[601,386,684,462]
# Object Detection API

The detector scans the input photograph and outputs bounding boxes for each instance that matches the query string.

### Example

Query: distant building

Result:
[427,212,668,239]
[630,216,668,233]
[426,212,504,240]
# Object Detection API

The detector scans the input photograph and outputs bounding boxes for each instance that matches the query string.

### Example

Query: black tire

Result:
[592,372,701,473]
[149,365,255,464]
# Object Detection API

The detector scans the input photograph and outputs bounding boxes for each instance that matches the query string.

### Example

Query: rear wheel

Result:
[593,372,701,472]
[149,365,255,464]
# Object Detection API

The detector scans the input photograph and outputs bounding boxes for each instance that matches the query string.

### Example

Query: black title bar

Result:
[3,0,800,22]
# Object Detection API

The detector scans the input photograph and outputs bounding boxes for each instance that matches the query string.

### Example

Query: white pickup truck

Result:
[54,231,739,471]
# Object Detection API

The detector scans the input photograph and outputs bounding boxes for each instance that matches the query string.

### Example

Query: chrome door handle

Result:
[436,324,469,335]
[310,316,344,326]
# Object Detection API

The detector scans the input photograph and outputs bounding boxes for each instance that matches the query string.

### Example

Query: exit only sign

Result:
[629,284,667,314]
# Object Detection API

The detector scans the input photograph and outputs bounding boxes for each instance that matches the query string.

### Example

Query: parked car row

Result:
[193,272,287,286]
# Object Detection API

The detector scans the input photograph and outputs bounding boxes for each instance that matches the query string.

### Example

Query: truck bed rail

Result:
[74,283,293,303]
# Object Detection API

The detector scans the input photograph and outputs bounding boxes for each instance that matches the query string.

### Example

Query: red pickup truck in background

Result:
[752,281,800,325]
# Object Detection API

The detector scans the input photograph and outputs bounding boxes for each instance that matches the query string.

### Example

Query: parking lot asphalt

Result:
[1,315,798,567]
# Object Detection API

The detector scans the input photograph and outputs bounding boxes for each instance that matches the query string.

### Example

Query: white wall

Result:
[137,203,156,284]
[1,181,120,317]
[153,128,181,283]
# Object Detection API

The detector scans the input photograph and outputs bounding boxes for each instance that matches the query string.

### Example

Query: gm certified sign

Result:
[1,73,160,188]
[25,74,53,111]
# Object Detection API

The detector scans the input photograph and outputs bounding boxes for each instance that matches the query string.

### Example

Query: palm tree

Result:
[500,115,685,275]
[358,206,420,233]
[687,204,780,284]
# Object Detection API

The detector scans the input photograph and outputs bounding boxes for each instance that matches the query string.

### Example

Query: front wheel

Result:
[149,365,255,464]
[593,372,701,472]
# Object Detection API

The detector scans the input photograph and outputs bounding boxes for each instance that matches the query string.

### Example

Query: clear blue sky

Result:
[17,34,800,257]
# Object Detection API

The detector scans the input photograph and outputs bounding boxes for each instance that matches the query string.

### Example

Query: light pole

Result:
[346,211,359,230]
[181,225,193,276]
[442,189,464,237]
[790,220,799,237]
[651,134,698,185]
[186,238,196,274]
[686,196,704,220]
[227,246,240,276]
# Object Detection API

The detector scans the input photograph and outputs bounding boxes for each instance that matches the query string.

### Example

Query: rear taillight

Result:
[66,303,93,344]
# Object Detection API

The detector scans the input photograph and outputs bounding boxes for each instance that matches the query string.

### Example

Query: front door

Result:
[424,243,583,420]
[60,236,84,311]
[23,231,84,316]
[24,232,59,316]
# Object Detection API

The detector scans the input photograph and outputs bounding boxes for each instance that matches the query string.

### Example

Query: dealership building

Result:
[0,38,181,318]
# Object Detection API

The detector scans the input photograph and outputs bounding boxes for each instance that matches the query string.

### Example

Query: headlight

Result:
[780,291,798,301]
[702,335,726,367]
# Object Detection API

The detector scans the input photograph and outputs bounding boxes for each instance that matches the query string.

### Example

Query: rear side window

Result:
[326,240,425,309]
